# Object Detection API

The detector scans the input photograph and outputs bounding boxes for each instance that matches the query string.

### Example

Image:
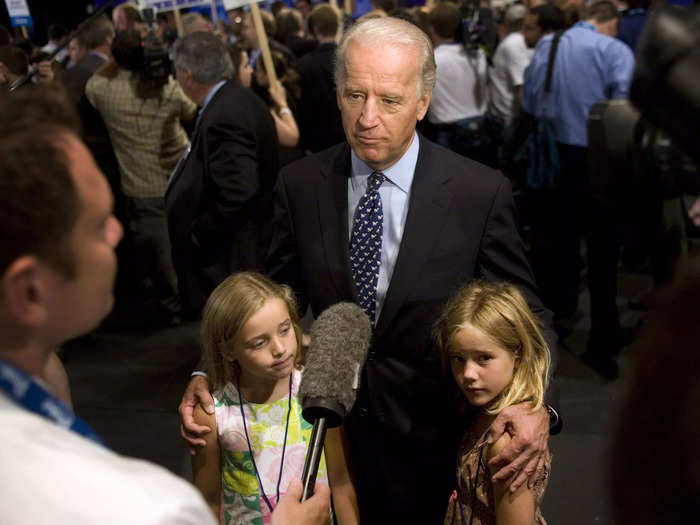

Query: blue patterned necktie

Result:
[350,170,385,323]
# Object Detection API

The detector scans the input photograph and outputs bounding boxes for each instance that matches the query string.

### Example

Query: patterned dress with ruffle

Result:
[443,427,550,525]
[213,369,328,525]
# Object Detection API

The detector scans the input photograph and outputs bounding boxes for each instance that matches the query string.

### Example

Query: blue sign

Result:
[4,0,33,27]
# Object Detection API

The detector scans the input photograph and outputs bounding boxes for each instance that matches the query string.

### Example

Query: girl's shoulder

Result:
[486,431,511,462]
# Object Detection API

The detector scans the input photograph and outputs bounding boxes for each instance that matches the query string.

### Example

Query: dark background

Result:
[1,0,98,46]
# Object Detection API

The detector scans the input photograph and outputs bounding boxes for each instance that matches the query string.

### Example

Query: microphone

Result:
[298,302,372,501]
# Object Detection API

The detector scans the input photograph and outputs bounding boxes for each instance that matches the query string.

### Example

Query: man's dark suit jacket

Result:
[296,42,345,153]
[64,53,107,104]
[166,81,279,316]
[64,53,124,220]
[267,135,557,524]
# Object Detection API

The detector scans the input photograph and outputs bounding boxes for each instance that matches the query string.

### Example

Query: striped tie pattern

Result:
[350,171,385,323]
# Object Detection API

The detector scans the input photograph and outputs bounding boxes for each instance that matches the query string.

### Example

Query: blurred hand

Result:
[35,61,54,83]
[178,375,214,454]
[271,479,331,525]
[268,80,288,111]
[689,197,700,227]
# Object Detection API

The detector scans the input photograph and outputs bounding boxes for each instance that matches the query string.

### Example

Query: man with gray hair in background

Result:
[166,32,279,318]
[180,17,559,523]
[181,12,213,35]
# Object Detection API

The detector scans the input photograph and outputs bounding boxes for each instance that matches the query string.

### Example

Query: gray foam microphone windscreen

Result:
[299,302,373,427]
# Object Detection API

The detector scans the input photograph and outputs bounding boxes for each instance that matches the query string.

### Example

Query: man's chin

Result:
[352,146,388,170]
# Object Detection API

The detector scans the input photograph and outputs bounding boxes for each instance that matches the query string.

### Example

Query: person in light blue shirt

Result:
[521,0,634,380]
[522,5,635,147]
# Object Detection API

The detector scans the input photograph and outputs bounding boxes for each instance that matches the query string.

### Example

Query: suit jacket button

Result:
[367,351,376,361]
[358,407,368,417]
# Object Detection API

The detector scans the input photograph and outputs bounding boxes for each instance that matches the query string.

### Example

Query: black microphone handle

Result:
[300,416,327,502]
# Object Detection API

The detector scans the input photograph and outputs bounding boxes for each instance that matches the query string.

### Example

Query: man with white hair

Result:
[166,32,279,318]
[180,17,559,523]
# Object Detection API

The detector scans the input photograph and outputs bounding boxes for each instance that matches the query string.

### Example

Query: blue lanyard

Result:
[237,373,293,514]
[0,358,106,447]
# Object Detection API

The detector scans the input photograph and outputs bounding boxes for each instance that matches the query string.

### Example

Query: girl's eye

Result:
[449,355,465,364]
[280,324,290,335]
[250,339,266,349]
[477,354,491,364]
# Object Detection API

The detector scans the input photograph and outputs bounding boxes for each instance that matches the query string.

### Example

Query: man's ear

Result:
[416,89,432,122]
[1,257,52,328]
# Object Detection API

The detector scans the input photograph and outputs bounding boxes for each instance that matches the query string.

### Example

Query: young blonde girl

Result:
[434,280,552,525]
[192,272,358,525]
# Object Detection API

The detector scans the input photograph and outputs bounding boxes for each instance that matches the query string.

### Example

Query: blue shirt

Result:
[348,132,419,319]
[522,22,635,147]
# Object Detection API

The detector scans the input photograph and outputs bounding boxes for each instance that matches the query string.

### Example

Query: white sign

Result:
[143,0,211,12]
[4,0,33,27]
[222,0,262,10]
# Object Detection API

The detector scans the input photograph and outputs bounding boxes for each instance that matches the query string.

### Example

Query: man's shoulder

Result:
[81,53,107,72]
[597,32,635,59]
[502,31,526,49]
[206,81,270,120]
[0,396,213,524]
[297,46,333,72]
[420,137,506,192]
[85,71,108,90]
[280,142,348,180]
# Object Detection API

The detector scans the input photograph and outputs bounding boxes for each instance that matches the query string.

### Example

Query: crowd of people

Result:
[1,0,699,523]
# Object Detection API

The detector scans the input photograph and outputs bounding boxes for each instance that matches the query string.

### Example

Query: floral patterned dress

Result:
[443,427,550,525]
[213,369,328,525]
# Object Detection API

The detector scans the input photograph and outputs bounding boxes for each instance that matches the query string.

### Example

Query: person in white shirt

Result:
[0,86,329,525]
[488,4,533,128]
[427,1,493,165]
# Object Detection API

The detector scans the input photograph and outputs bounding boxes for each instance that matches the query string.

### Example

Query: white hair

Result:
[334,17,436,98]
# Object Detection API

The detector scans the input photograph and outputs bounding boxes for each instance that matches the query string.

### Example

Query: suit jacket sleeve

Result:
[477,176,560,409]
[189,116,262,255]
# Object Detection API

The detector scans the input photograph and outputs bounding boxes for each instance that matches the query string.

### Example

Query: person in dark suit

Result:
[63,16,114,104]
[166,32,279,317]
[179,18,558,524]
[62,15,122,227]
[296,3,346,153]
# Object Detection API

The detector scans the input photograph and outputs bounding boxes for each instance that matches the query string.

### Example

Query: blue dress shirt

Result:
[348,132,419,320]
[522,22,635,147]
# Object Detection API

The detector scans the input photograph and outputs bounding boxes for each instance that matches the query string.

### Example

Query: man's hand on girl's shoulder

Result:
[487,403,549,493]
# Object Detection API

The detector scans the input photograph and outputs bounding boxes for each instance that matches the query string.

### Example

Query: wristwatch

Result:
[546,405,563,435]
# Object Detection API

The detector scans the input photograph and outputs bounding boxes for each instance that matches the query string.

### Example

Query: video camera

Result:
[138,5,172,87]
[589,3,700,205]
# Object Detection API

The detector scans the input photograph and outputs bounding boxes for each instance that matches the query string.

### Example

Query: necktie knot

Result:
[367,171,385,193]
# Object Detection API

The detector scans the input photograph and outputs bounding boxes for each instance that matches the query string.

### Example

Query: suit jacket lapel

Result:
[318,144,357,302]
[376,136,454,334]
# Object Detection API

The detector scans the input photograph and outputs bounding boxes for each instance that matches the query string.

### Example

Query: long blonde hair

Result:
[201,272,303,391]
[434,280,550,414]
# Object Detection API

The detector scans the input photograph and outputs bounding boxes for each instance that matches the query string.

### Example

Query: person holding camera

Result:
[86,30,196,325]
